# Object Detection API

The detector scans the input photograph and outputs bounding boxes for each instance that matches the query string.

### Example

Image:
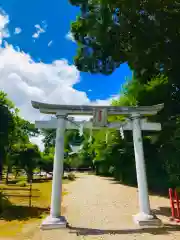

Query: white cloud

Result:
[0,11,119,151]
[93,95,119,106]
[0,45,90,122]
[30,135,45,151]
[0,41,117,150]
[32,21,47,39]
[14,27,22,35]
[65,31,75,43]
[0,44,89,150]
[0,10,10,44]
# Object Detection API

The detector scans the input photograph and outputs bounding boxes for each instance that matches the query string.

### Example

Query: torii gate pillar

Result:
[131,113,161,226]
[41,115,67,229]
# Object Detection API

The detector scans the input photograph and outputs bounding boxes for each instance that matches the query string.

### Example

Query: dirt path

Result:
[38,174,180,240]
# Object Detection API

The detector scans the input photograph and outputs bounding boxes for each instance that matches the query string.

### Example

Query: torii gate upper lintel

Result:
[31,101,164,229]
[31,100,163,116]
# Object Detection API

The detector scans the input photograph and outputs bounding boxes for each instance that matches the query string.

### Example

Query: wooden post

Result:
[29,180,32,207]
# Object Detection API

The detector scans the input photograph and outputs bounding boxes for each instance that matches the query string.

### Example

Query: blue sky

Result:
[0,0,132,150]
[0,0,132,102]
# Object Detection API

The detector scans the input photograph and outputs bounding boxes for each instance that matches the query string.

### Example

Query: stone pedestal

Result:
[41,216,67,230]
[133,212,163,228]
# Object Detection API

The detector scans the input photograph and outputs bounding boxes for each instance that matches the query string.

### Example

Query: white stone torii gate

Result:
[31,101,164,229]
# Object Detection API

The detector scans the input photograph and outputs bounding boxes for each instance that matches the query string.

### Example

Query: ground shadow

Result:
[67,224,180,236]
[4,194,39,198]
[110,179,136,186]
[2,181,18,185]
[95,175,114,181]
[0,187,40,191]
[32,178,51,183]
[0,205,49,221]
[148,189,169,198]
[108,178,169,198]
[0,178,51,185]
[152,207,172,218]
[63,176,79,180]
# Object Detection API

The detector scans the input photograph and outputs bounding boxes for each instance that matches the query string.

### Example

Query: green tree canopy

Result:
[0,91,40,180]
[69,0,180,85]
[11,143,41,182]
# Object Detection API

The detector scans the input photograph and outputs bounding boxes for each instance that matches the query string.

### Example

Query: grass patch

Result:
[0,178,69,238]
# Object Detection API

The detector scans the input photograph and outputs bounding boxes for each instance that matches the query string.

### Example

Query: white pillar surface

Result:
[41,116,67,229]
[50,116,65,217]
[132,113,162,226]
[132,114,150,215]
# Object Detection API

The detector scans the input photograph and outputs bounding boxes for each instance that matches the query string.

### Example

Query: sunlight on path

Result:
[37,174,180,240]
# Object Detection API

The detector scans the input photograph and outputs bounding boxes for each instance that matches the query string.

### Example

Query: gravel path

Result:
[39,173,180,240]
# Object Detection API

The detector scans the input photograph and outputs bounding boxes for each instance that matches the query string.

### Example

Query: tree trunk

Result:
[0,161,2,181]
[39,168,42,178]
[0,148,5,181]
[27,171,33,183]
[15,169,19,179]
[5,165,10,184]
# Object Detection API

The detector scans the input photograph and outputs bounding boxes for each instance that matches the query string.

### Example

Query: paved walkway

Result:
[38,174,180,240]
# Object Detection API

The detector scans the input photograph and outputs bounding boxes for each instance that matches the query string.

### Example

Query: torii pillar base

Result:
[133,212,163,228]
[40,216,67,230]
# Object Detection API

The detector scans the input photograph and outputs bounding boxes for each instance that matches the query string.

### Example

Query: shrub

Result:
[18,181,27,187]
[0,192,11,213]
[67,172,76,181]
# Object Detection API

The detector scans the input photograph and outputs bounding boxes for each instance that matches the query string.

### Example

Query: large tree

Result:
[11,143,41,182]
[86,74,180,191]
[69,0,180,191]
[70,0,180,83]
[69,0,180,126]
[0,92,16,180]
[0,91,39,181]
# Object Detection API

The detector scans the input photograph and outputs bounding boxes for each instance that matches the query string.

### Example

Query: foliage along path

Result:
[36,173,180,240]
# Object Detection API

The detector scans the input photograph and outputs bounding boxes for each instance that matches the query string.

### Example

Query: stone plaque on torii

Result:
[31,101,163,229]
